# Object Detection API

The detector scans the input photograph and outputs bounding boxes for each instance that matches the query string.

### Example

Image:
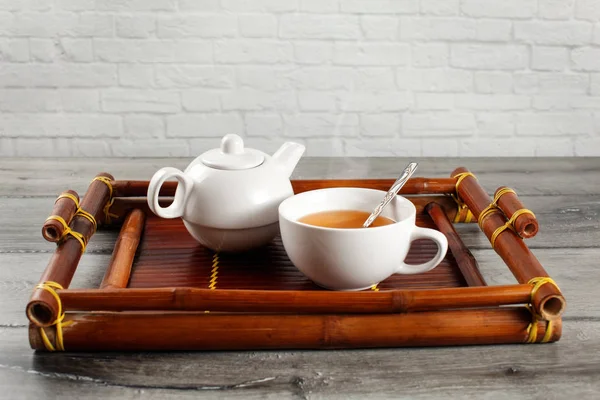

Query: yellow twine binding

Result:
[44,176,115,253]
[454,172,476,189]
[452,195,475,223]
[103,197,119,224]
[35,281,72,351]
[46,184,106,252]
[493,187,517,204]
[204,253,220,313]
[92,176,113,199]
[75,208,97,233]
[55,192,79,208]
[489,208,536,249]
[463,210,473,223]
[44,215,87,253]
[208,253,219,290]
[209,253,219,290]
[477,204,501,230]
[473,187,535,249]
[452,172,477,223]
[92,176,117,225]
[370,284,379,292]
[477,187,518,230]
[526,277,559,344]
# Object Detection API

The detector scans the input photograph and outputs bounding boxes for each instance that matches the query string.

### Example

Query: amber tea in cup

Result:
[298,210,395,229]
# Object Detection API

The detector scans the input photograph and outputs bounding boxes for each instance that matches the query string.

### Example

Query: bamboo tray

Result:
[27,167,566,352]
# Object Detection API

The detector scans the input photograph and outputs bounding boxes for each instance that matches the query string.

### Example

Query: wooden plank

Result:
[1,157,600,196]
[1,321,599,399]
[1,248,598,327]
[1,194,597,253]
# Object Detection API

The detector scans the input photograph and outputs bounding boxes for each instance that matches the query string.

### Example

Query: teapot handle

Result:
[147,167,193,219]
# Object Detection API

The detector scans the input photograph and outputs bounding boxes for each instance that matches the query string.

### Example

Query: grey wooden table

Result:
[1,157,599,400]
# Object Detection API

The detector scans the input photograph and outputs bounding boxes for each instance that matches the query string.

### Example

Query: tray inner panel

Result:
[128,215,468,290]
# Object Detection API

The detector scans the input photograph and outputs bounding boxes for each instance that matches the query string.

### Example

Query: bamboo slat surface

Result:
[1,157,599,399]
[128,216,466,291]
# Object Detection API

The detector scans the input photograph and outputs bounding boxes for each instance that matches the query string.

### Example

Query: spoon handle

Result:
[363,162,419,228]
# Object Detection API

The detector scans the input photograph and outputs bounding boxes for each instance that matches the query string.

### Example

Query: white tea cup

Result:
[278,188,449,291]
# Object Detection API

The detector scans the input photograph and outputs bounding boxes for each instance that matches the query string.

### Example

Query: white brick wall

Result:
[0,0,599,157]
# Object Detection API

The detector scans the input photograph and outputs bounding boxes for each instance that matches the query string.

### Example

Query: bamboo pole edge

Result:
[450,167,566,321]
[99,209,146,290]
[27,172,115,328]
[57,284,536,314]
[28,307,558,352]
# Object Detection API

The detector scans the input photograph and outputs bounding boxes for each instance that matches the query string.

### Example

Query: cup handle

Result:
[395,227,449,275]
[147,167,193,219]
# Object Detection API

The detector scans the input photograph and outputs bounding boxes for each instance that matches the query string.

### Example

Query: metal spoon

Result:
[363,162,419,228]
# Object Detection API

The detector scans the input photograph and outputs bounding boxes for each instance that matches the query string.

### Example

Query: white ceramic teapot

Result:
[147,134,305,252]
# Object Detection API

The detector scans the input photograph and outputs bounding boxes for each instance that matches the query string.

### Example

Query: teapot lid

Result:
[200,134,264,170]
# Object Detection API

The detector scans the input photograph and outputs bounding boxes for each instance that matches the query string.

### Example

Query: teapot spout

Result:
[272,142,306,178]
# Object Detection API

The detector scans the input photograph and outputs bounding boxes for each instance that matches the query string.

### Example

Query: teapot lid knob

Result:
[200,134,264,170]
[221,134,244,155]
